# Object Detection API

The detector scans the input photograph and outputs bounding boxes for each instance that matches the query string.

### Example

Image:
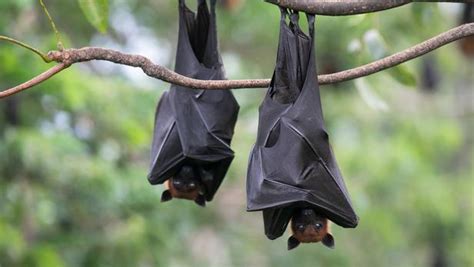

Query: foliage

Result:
[78,0,109,33]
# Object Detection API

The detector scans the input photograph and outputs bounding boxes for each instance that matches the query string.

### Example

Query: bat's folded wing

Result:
[148,92,185,184]
[147,0,239,202]
[247,119,359,229]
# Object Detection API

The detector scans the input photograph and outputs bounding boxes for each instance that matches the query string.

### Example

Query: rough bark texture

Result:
[47,23,474,88]
[265,0,472,16]
[1,23,473,99]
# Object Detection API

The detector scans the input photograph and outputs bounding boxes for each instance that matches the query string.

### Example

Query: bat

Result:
[148,0,239,206]
[246,9,358,247]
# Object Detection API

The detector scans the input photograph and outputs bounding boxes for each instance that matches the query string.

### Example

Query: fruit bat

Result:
[148,0,239,206]
[246,9,358,246]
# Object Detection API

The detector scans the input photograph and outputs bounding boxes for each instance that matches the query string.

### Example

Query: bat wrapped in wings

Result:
[246,9,358,249]
[148,0,239,206]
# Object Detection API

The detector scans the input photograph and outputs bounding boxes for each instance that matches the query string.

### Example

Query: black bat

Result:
[246,9,358,245]
[148,0,239,206]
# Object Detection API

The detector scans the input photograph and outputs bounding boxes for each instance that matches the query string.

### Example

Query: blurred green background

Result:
[0,1,473,266]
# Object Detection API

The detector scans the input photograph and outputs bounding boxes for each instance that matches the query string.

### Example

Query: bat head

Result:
[287,208,334,250]
[161,165,206,207]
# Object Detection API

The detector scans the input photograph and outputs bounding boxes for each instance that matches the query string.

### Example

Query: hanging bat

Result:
[287,208,334,250]
[148,0,239,206]
[247,9,358,249]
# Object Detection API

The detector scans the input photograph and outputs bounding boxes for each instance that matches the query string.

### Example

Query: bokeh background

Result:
[1,1,473,266]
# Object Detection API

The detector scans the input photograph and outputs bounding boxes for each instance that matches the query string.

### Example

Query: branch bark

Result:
[0,63,68,99]
[1,23,473,99]
[264,0,472,16]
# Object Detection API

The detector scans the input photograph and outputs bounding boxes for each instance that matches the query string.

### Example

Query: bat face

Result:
[287,208,334,250]
[161,165,206,207]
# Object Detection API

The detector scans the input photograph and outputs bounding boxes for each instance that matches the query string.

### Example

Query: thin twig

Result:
[39,0,63,50]
[265,0,472,16]
[0,64,68,99]
[1,23,473,99]
[0,35,51,63]
[318,22,474,84]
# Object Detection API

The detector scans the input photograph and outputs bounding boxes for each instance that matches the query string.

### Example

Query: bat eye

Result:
[315,223,323,230]
[188,182,196,188]
[297,224,305,231]
[173,180,182,186]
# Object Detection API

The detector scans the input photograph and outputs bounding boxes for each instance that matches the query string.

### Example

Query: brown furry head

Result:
[161,165,206,207]
[287,208,334,250]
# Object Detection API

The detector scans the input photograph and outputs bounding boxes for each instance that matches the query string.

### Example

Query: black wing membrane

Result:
[148,0,239,202]
[246,10,358,240]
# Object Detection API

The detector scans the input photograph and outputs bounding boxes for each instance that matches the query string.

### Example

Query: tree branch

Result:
[0,63,68,99]
[1,23,473,99]
[264,0,472,16]
[318,22,474,84]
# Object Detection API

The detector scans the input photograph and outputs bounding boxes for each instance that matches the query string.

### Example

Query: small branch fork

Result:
[1,23,473,99]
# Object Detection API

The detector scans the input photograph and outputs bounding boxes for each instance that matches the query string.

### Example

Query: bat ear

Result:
[161,190,173,202]
[194,194,206,207]
[287,236,300,250]
[322,233,335,249]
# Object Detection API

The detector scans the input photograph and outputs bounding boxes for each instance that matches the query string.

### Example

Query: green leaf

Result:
[78,0,109,33]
